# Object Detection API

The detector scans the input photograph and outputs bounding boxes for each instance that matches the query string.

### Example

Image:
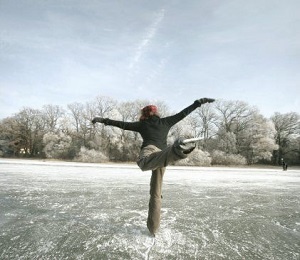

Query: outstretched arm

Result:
[164,98,215,126]
[92,117,141,132]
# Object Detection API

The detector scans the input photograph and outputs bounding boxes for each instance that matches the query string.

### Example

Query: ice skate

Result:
[181,137,202,154]
[173,137,202,157]
[181,137,203,144]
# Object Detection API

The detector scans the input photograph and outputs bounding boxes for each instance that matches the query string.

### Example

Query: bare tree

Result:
[92,96,117,118]
[194,104,218,139]
[67,102,85,134]
[190,104,218,150]
[289,136,300,164]
[0,117,21,156]
[41,104,65,132]
[13,108,45,156]
[240,114,278,164]
[114,101,141,161]
[214,100,255,133]
[91,96,118,147]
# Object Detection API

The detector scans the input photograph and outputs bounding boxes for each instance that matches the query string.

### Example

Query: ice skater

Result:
[92,98,215,235]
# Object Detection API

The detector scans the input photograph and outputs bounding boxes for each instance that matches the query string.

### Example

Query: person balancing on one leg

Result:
[92,98,215,236]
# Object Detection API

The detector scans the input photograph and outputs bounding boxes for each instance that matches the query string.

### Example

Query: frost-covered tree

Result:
[240,115,279,164]
[214,100,256,154]
[0,117,21,156]
[215,130,237,154]
[271,112,300,164]
[43,132,72,159]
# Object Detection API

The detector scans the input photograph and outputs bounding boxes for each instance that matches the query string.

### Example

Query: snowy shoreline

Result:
[1,157,298,171]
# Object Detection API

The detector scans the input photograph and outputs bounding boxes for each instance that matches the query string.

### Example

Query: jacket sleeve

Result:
[104,119,141,132]
[163,101,200,127]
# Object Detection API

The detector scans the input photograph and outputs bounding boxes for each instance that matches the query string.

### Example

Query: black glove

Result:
[195,98,215,106]
[92,117,108,124]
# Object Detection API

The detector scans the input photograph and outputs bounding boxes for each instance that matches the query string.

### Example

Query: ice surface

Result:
[0,159,299,259]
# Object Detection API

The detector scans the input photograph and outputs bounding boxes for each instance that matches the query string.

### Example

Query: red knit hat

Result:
[140,105,158,121]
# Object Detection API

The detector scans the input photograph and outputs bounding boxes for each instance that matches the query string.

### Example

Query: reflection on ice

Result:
[0,159,299,259]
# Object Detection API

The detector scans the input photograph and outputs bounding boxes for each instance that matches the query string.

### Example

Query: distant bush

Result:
[74,147,108,163]
[175,149,212,166]
[211,150,247,166]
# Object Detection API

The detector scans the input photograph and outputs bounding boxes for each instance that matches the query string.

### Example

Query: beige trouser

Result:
[137,144,187,235]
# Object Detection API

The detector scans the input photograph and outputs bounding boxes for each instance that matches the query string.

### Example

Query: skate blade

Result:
[181,137,202,144]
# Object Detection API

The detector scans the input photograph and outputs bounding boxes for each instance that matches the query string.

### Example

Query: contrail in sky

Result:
[129,8,165,70]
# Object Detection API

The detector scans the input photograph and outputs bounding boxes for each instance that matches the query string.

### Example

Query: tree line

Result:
[0,96,299,166]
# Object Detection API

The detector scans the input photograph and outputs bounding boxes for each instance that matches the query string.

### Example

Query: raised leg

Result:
[137,139,196,172]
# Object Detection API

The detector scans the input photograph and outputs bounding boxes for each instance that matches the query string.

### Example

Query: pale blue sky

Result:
[0,0,299,119]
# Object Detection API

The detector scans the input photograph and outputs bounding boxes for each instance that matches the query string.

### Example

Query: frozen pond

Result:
[0,159,299,259]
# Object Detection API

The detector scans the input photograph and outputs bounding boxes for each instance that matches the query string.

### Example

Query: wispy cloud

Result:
[129,8,165,70]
